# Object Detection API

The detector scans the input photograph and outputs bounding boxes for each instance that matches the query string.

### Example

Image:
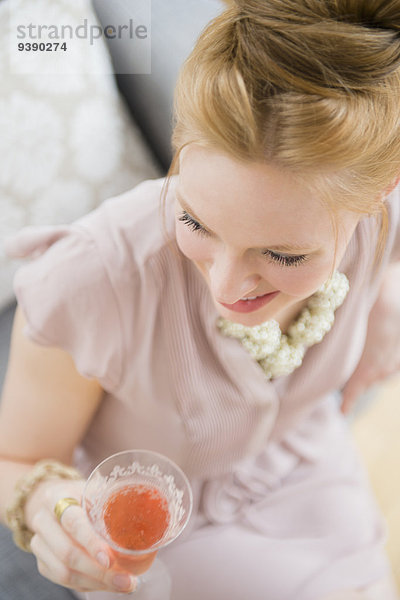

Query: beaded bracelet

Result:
[5,459,82,552]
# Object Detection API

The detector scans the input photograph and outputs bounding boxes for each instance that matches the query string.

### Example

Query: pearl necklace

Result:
[217,271,349,380]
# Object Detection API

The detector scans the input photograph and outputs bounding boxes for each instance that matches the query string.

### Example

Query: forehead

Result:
[178,145,336,249]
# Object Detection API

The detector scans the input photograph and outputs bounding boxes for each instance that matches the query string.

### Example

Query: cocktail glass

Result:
[82,449,193,600]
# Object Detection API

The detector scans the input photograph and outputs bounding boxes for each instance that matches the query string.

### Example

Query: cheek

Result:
[176,221,336,299]
[175,223,213,263]
[267,258,334,298]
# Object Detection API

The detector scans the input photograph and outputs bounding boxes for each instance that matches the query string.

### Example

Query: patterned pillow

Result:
[0,0,162,309]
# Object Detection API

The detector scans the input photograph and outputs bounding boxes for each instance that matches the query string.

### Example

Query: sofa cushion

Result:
[0,0,162,311]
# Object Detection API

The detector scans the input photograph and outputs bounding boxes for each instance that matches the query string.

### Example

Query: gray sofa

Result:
[0,1,223,597]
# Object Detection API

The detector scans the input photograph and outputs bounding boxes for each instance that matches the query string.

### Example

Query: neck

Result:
[275,298,311,335]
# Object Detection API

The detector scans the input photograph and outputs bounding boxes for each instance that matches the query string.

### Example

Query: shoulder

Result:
[11,177,179,389]
[75,176,177,272]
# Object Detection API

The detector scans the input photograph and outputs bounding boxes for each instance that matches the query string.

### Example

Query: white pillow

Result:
[0,0,162,309]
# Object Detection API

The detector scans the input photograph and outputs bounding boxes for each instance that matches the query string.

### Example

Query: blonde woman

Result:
[1,1,400,598]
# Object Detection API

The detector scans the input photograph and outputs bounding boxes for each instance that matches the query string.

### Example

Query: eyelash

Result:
[178,210,309,268]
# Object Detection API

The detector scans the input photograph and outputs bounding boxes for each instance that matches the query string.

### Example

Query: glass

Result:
[82,449,193,599]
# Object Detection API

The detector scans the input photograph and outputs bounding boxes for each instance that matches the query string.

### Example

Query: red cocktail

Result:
[82,450,193,599]
[103,483,170,574]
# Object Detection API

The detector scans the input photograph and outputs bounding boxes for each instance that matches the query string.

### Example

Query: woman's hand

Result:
[341,263,400,414]
[25,478,137,594]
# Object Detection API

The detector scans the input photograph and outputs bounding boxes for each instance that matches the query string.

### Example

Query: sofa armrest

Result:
[92,0,224,170]
[0,303,16,392]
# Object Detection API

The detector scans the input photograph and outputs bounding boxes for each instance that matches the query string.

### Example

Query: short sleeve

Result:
[12,226,123,391]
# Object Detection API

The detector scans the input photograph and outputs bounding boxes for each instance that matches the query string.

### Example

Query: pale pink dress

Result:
[8,176,400,599]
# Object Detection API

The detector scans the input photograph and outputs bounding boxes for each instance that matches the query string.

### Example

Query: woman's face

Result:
[175,145,359,326]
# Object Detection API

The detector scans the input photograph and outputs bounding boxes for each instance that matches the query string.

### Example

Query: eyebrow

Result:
[176,189,319,254]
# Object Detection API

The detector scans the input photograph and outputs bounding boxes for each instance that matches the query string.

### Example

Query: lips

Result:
[219,291,279,313]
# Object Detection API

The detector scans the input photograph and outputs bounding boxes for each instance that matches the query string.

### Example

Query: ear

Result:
[382,174,400,199]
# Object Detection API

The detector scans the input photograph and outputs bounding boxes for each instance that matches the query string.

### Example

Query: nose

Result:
[208,249,261,304]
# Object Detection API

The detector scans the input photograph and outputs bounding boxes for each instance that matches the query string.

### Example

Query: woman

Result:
[1,1,400,598]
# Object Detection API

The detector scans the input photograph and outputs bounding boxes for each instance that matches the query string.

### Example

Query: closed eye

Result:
[178,210,210,237]
[262,250,309,267]
[178,210,309,267]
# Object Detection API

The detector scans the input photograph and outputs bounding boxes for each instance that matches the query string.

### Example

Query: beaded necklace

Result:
[217,271,349,380]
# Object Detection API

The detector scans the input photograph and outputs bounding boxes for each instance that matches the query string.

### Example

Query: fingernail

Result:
[96,551,110,568]
[113,573,136,592]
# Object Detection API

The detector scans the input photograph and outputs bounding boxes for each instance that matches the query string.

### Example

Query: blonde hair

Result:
[166,0,400,261]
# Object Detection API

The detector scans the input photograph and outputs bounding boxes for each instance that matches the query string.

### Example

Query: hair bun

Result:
[327,0,400,32]
[228,0,400,95]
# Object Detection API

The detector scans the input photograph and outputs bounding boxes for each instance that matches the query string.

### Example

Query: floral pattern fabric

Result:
[0,0,161,309]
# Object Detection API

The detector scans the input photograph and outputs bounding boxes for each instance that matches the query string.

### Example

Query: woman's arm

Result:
[341,262,400,414]
[0,306,136,593]
[0,305,103,513]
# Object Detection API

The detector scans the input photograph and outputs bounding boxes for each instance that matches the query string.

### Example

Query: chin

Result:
[216,304,275,327]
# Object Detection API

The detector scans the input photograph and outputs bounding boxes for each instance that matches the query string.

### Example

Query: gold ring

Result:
[54,497,80,523]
